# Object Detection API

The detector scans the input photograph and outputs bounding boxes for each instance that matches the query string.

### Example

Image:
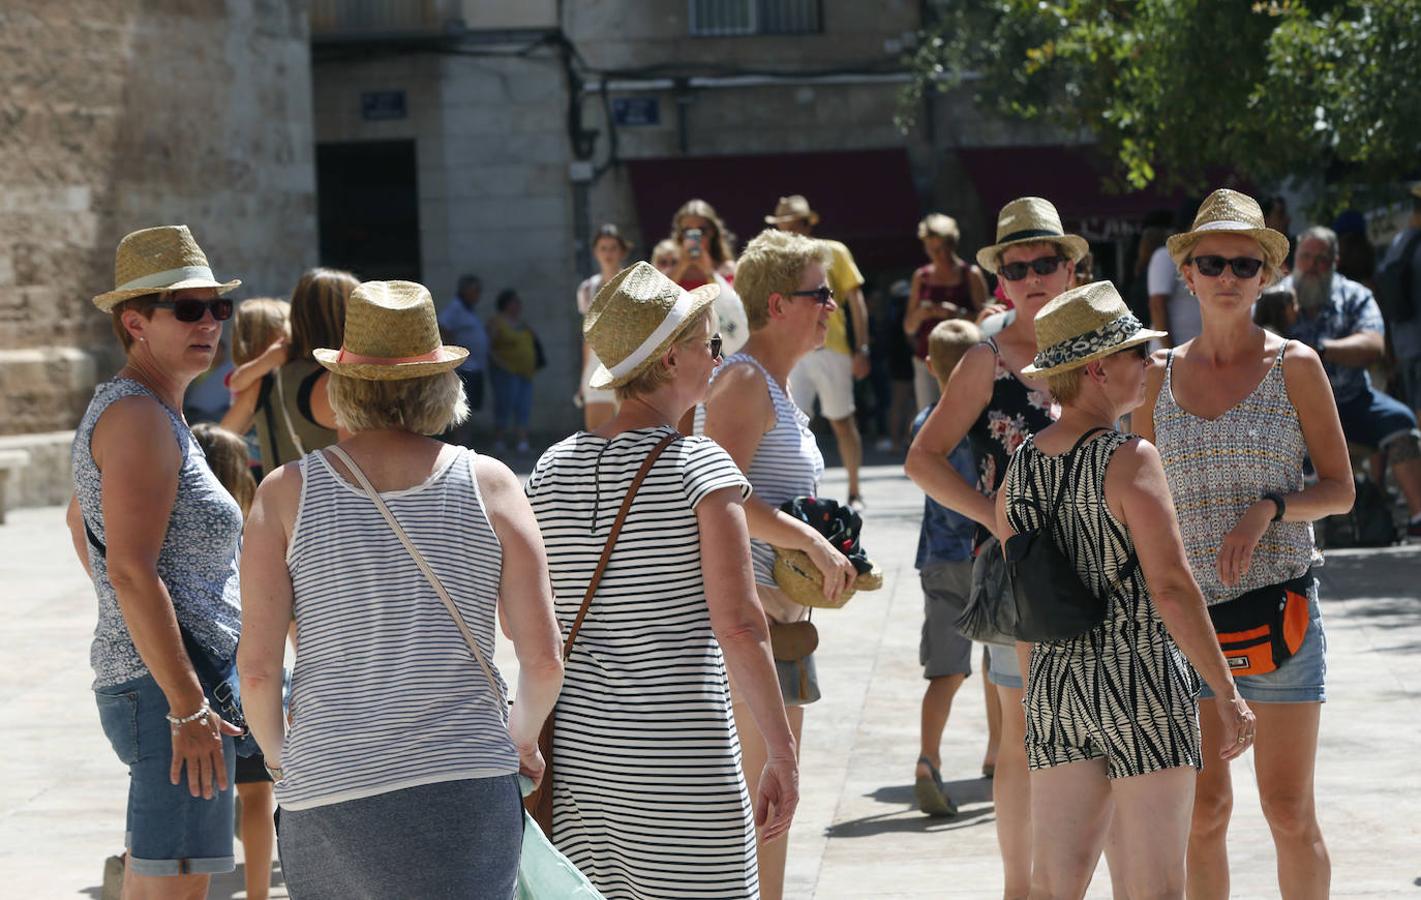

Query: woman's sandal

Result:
[914,755,958,818]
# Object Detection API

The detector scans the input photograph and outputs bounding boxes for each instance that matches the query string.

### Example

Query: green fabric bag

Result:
[516,778,606,900]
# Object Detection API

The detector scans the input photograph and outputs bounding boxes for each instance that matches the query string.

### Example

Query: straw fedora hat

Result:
[976,197,1090,273]
[1166,189,1289,269]
[314,280,467,381]
[765,195,821,226]
[1021,280,1168,378]
[92,225,241,311]
[584,261,720,389]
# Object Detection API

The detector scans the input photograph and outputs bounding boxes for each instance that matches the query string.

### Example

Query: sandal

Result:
[914,755,958,818]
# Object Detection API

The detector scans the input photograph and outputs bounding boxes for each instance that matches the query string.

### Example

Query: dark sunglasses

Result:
[998,256,1067,281]
[708,334,723,359]
[1189,255,1264,279]
[1114,342,1150,360]
[788,286,834,306]
[153,297,234,322]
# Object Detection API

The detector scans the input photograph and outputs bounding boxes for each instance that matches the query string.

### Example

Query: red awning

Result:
[626,149,923,272]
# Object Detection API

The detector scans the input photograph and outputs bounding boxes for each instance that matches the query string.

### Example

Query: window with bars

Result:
[689,0,823,37]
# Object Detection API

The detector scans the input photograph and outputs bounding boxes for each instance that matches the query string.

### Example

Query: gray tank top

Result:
[72,378,243,688]
[1153,343,1319,605]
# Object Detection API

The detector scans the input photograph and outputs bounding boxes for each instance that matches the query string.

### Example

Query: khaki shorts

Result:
[789,347,855,420]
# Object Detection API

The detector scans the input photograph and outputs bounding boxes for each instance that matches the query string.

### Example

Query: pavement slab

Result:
[2,459,1418,898]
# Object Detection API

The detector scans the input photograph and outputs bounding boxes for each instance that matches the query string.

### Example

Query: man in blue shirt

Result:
[1282,226,1421,537]
[910,319,984,817]
[438,274,491,447]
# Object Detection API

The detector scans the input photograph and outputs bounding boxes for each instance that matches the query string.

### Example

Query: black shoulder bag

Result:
[1003,427,1136,642]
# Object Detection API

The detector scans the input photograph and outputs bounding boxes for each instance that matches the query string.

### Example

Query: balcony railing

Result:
[309,0,464,42]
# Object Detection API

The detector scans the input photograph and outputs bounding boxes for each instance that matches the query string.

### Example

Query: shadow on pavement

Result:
[1317,547,1421,601]
[825,777,997,838]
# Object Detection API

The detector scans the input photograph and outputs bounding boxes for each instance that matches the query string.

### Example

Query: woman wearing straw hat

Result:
[995,279,1256,898]
[905,196,1085,897]
[237,280,564,898]
[698,228,858,900]
[65,225,247,894]
[525,261,799,899]
[1135,188,1353,899]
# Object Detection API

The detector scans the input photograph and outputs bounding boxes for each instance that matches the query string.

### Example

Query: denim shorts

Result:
[1200,578,1327,704]
[987,642,1023,690]
[94,674,236,876]
[1335,385,1421,450]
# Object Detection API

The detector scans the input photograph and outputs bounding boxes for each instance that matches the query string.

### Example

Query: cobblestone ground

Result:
[2,459,1418,898]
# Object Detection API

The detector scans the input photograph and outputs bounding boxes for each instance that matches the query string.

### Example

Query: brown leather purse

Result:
[523,431,680,834]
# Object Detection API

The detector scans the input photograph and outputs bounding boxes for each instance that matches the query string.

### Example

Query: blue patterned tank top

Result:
[696,351,824,586]
[71,378,243,689]
[1154,342,1319,605]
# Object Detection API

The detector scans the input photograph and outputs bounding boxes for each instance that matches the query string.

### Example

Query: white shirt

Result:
[1148,246,1201,345]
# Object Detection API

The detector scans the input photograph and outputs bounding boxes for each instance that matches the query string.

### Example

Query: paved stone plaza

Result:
[2,460,1418,898]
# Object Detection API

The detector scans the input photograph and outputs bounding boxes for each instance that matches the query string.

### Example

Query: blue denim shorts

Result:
[94,674,236,876]
[987,642,1023,690]
[1335,385,1420,450]
[1200,579,1327,704]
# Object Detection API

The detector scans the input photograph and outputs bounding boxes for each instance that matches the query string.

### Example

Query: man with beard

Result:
[1282,225,1421,538]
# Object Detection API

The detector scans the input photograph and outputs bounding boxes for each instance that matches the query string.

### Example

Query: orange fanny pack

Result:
[1208,571,1312,676]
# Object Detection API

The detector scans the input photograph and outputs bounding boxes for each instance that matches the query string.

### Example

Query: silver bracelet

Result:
[165,701,212,732]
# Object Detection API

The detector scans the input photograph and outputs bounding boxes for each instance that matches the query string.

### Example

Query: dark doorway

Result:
[316,140,421,281]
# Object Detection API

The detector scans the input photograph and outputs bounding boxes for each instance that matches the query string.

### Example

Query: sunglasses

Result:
[152,297,234,322]
[998,256,1067,281]
[708,334,723,359]
[788,286,834,306]
[1189,255,1264,279]
[1115,343,1150,360]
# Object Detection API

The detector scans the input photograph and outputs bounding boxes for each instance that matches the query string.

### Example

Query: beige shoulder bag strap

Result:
[324,445,503,718]
[274,370,308,457]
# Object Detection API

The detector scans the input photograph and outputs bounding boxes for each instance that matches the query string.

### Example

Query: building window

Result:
[689,0,822,37]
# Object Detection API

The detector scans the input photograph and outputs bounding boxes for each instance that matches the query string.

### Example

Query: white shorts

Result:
[580,352,616,406]
[789,348,855,420]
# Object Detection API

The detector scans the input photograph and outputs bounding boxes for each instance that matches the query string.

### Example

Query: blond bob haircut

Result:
[926,318,981,382]
[231,297,291,366]
[735,228,833,331]
[918,213,961,244]
[327,370,469,436]
[614,307,714,402]
[191,423,257,518]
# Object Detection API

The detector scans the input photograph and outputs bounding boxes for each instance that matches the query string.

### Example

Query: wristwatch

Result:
[1261,492,1286,522]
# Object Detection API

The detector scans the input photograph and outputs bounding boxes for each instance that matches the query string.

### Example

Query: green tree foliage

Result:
[900,1,1421,193]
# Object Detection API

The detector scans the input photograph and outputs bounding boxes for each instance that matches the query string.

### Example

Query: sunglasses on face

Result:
[1114,342,1150,360]
[998,256,1067,281]
[788,286,834,306]
[153,297,234,322]
[1189,255,1264,279]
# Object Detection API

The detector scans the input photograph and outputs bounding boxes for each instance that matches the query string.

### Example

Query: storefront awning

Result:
[626,148,923,272]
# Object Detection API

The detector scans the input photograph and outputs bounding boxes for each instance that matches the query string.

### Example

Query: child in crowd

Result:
[910,318,985,817]
[651,238,680,277]
[218,297,291,479]
[487,288,538,453]
[189,423,274,900]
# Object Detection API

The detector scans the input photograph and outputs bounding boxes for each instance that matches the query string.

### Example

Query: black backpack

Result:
[1323,472,1398,548]
[1374,229,1421,325]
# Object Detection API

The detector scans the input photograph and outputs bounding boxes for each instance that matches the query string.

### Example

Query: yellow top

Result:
[489,316,537,377]
[820,239,865,356]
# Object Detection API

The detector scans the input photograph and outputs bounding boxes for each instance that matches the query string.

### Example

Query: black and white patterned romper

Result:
[1003,430,1202,779]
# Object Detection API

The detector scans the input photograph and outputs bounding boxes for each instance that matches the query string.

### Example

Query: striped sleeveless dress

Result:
[696,350,825,587]
[277,446,517,812]
[1153,342,1318,605]
[526,427,758,900]
[1004,430,1202,779]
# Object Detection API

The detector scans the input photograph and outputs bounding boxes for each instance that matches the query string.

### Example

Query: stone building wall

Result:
[0,0,318,507]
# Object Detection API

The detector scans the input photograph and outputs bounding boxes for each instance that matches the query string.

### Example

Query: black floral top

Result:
[967,338,1059,547]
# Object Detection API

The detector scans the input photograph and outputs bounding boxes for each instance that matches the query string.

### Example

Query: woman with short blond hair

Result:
[239,280,563,897]
[905,212,989,408]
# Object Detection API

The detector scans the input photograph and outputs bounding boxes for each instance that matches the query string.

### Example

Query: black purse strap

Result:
[1029,426,1140,582]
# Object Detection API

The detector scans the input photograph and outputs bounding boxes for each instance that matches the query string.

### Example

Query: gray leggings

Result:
[278,775,523,899]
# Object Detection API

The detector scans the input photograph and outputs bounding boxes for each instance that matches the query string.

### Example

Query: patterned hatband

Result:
[1032,313,1146,372]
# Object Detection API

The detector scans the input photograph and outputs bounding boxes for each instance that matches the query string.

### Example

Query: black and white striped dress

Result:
[526,426,759,899]
[1003,430,1202,780]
